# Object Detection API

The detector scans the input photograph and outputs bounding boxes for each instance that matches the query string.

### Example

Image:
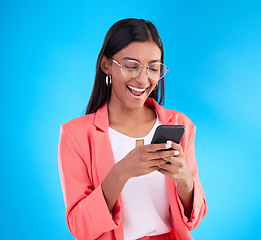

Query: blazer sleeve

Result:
[175,123,207,231]
[58,123,121,240]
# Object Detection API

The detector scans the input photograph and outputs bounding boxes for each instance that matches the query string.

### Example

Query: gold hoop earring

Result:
[106,74,112,87]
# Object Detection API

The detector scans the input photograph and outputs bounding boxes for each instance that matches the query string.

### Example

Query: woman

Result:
[58,18,207,240]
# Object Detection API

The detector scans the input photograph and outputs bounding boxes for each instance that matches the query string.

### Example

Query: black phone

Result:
[151,125,185,146]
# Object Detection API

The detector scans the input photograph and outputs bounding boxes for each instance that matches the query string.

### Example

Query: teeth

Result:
[127,85,146,92]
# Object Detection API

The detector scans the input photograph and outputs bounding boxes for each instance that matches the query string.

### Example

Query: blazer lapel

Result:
[93,103,124,239]
[93,103,115,183]
[145,98,173,124]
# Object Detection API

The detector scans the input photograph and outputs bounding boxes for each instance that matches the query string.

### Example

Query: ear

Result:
[100,55,112,75]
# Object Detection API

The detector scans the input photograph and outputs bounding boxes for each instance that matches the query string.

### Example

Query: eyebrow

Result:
[122,57,161,64]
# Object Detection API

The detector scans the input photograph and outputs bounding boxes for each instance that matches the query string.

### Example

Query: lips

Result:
[127,85,148,97]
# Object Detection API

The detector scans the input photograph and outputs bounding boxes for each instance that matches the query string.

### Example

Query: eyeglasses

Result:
[110,58,168,81]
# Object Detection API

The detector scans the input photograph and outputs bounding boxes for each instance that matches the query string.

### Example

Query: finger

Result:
[148,166,160,173]
[148,149,175,161]
[157,168,172,178]
[149,159,169,167]
[146,143,174,152]
[161,155,183,166]
[166,140,183,153]
[158,160,175,170]
[161,155,174,163]
[158,163,170,170]
[160,149,179,162]
[172,149,180,157]
[158,162,180,177]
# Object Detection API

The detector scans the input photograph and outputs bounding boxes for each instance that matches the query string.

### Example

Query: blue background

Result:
[1,0,260,239]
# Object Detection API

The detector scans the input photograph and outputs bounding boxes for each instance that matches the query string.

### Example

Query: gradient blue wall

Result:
[1,0,260,239]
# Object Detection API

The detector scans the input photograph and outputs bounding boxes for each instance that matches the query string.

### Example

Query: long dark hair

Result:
[85,18,165,114]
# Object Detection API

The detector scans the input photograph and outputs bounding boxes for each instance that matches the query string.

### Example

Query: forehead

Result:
[113,41,161,62]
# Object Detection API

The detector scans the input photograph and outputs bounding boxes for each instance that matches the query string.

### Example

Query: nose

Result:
[135,66,149,84]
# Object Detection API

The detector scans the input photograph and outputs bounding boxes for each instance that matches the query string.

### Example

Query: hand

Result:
[158,141,194,218]
[116,143,175,181]
[102,143,175,212]
[158,141,193,189]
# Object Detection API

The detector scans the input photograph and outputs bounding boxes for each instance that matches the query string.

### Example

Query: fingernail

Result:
[174,150,180,156]
[165,143,172,148]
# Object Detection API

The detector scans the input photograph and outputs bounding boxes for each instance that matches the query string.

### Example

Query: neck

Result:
[108,100,154,127]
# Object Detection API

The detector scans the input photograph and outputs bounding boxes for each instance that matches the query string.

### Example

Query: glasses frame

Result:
[109,58,168,81]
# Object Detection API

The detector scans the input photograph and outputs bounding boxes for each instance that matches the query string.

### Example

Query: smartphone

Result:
[151,125,185,146]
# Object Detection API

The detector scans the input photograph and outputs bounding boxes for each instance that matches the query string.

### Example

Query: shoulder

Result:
[147,98,195,128]
[158,106,196,141]
[167,108,194,127]
[157,107,197,151]
[61,113,96,136]
[156,103,194,126]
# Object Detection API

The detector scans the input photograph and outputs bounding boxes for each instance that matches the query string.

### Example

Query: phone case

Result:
[151,125,185,144]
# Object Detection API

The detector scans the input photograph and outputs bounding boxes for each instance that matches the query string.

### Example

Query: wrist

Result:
[112,161,129,184]
[177,177,194,195]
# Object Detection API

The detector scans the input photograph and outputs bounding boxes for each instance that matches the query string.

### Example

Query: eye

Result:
[124,65,137,70]
[122,61,140,70]
[149,63,161,72]
[149,68,159,72]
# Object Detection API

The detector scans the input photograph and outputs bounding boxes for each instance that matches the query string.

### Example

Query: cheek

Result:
[111,66,124,80]
[147,80,159,94]
[111,75,128,92]
[111,70,127,84]
[150,80,159,89]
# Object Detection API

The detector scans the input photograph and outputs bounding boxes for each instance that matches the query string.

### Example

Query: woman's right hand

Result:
[102,143,174,212]
[116,143,175,181]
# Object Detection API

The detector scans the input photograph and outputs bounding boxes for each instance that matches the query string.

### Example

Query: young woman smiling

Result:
[58,18,207,240]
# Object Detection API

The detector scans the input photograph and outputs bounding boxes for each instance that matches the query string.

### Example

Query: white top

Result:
[108,114,172,240]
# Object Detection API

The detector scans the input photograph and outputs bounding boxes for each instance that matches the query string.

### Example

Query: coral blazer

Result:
[58,98,207,240]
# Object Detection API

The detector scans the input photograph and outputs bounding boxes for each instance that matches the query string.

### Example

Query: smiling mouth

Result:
[127,85,148,97]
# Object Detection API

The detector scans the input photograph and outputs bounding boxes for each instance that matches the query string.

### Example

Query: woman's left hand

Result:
[158,140,194,218]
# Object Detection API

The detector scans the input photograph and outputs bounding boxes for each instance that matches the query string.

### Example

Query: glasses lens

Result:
[148,63,167,80]
[120,60,167,80]
[121,60,140,78]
